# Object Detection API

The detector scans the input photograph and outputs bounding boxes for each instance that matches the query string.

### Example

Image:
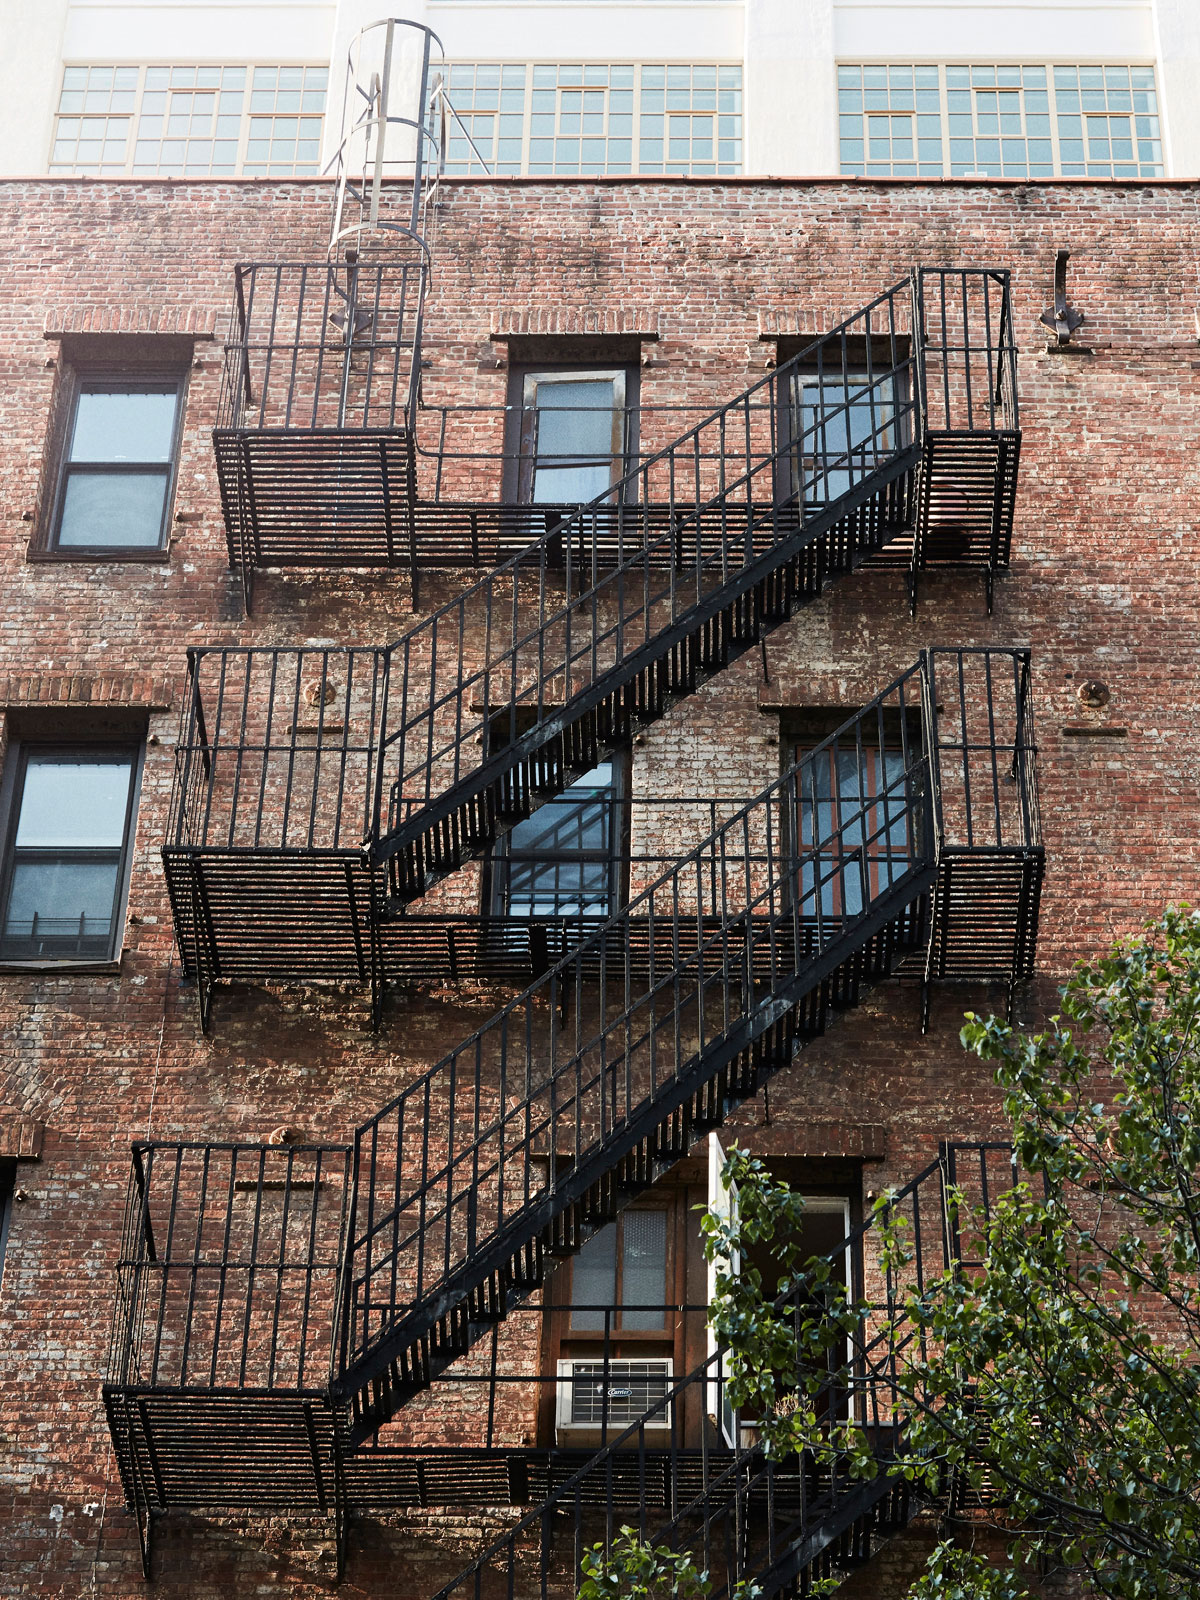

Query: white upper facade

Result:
[2,0,1197,180]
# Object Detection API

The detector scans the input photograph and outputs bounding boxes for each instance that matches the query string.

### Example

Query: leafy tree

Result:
[580,909,1200,1599]
[891,905,1200,1598]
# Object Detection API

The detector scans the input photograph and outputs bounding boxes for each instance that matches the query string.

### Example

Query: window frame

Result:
[485,752,629,923]
[782,707,923,923]
[836,61,1163,181]
[42,368,186,560]
[0,735,145,969]
[503,351,641,507]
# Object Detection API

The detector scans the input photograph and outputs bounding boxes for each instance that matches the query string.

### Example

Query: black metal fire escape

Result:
[106,20,1040,1584]
[167,264,1021,1033]
[107,650,1040,1577]
[420,1143,1024,1600]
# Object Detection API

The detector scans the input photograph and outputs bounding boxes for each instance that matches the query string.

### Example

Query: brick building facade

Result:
[0,169,1197,1597]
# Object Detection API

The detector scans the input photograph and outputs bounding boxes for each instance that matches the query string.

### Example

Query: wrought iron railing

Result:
[331,658,938,1425]
[185,276,922,868]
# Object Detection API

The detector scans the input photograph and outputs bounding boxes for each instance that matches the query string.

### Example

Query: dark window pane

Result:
[1,856,121,957]
[57,470,169,547]
[571,1226,617,1328]
[71,387,177,462]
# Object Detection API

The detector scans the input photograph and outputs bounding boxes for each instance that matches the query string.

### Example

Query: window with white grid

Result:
[837,64,1162,180]
[437,63,742,176]
[50,65,328,177]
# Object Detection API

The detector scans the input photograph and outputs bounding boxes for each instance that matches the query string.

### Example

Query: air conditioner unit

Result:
[555,1358,673,1441]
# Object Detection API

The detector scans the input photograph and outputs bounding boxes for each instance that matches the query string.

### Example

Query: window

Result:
[490,761,622,919]
[520,371,627,505]
[570,1208,669,1334]
[49,378,183,552]
[50,64,328,177]
[0,741,142,963]
[792,372,901,505]
[785,711,920,920]
[837,63,1162,179]
[775,337,908,509]
[438,63,742,176]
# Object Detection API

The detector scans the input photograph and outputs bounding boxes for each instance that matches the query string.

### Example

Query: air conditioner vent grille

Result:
[560,1359,672,1426]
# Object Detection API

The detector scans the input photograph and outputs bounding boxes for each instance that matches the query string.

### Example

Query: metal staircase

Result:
[107,654,1040,1577]
[389,1144,1022,1600]
[167,268,1019,1031]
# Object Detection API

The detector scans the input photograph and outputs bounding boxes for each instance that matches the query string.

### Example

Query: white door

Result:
[706,1131,740,1448]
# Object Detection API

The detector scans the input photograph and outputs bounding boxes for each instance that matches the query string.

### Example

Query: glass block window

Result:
[50,64,328,176]
[437,63,742,176]
[838,63,1162,180]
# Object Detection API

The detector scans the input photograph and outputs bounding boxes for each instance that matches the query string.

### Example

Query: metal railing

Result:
[183,276,923,862]
[427,1141,1024,1600]
[332,660,940,1410]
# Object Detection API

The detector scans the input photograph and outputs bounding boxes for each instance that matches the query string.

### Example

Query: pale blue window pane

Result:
[58,473,169,547]
[71,389,176,463]
[16,757,132,848]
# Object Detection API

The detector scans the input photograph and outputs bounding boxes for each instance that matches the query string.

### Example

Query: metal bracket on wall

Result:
[1040,249,1085,346]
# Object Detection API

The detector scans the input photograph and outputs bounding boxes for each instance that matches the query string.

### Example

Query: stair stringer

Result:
[333,868,936,1446]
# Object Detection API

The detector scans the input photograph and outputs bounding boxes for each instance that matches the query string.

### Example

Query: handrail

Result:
[332,656,937,1393]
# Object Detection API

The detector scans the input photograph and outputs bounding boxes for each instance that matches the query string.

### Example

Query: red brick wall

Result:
[0,174,1196,1596]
